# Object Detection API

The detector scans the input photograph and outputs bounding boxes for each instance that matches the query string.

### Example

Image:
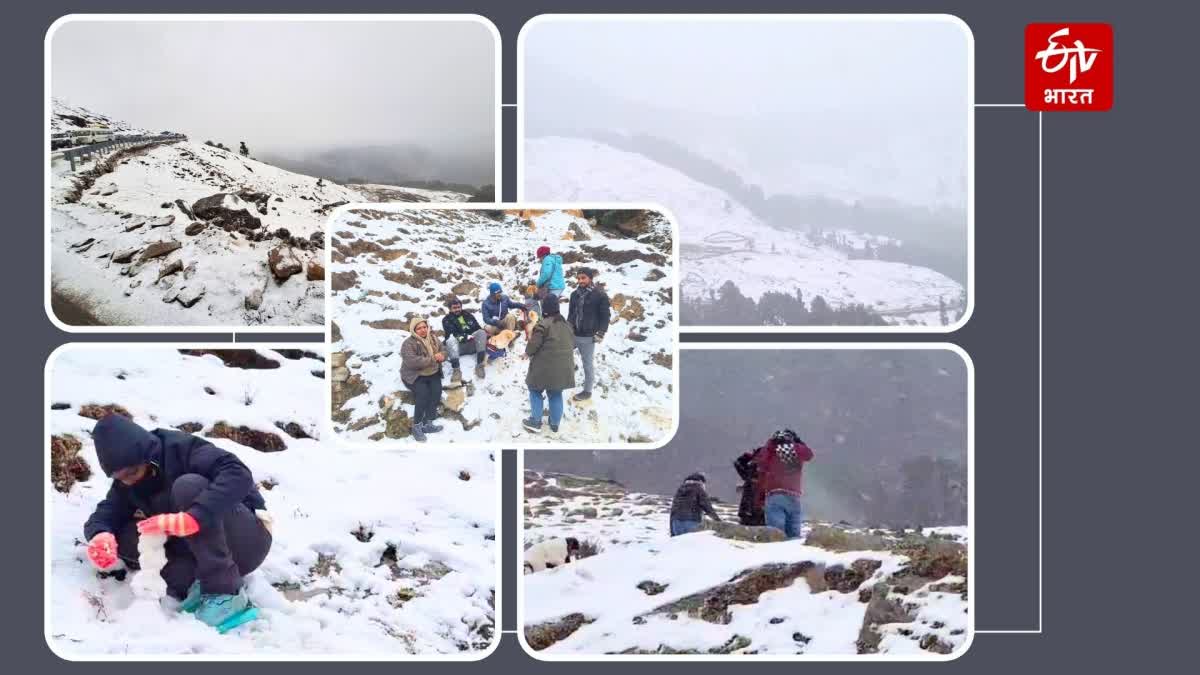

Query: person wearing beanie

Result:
[481,281,525,335]
[400,316,448,442]
[566,267,611,401]
[441,296,489,383]
[668,471,721,536]
[523,293,575,435]
[82,414,272,628]
[535,245,565,299]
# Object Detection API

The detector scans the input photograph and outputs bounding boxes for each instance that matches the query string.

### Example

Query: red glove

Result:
[137,512,200,537]
[86,532,118,570]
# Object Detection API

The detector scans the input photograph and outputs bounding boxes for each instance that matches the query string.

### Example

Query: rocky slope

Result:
[329,207,676,445]
[48,347,496,656]
[523,470,969,656]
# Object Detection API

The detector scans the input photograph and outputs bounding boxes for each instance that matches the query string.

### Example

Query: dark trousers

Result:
[406,372,442,424]
[116,474,272,597]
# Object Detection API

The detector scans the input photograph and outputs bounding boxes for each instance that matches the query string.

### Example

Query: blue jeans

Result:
[670,519,701,537]
[765,492,804,539]
[529,388,564,429]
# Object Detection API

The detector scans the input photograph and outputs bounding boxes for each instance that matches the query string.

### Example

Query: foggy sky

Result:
[51,20,496,160]
[522,18,969,206]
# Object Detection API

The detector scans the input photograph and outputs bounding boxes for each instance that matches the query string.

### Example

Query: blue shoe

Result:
[523,418,542,433]
[179,580,203,614]
[194,589,253,631]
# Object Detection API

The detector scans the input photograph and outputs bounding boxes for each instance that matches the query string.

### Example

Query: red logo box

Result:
[1025,23,1113,111]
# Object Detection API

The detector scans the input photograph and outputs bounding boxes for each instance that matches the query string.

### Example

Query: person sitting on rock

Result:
[751,429,815,539]
[567,267,611,402]
[734,450,765,526]
[82,414,273,629]
[400,316,447,442]
[481,282,525,335]
[668,472,721,536]
[441,296,488,384]
[523,295,575,435]
[523,537,581,573]
[534,245,565,300]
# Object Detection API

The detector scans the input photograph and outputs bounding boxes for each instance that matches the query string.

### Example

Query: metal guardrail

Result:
[57,133,187,171]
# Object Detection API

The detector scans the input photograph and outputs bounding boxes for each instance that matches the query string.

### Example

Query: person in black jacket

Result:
[82,415,272,626]
[566,267,611,401]
[668,472,721,536]
[734,451,765,526]
[441,296,489,383]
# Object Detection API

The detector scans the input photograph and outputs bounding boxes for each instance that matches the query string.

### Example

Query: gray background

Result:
[10,0,1191,669]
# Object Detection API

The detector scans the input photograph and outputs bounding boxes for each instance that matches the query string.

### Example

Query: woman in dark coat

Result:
[524,295,575,434]
[400,316,447,442]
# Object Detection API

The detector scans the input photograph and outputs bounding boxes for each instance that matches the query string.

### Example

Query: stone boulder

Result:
[191,193,262,231]
[268,246,303,282]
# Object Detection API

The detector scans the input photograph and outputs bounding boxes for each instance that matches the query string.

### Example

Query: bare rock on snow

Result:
[112,247,141,264]
[174,198,195,220]
[700,520,788,544]
[149,215,175,229]
[207,421,287,452]
[156,259,183,282]
[191,193,262,231]
[184,222,206,236]
[268,246,303,282]
[124,221,145,232]
[856,582,915,654]
[50,434,91,493]
[525,613,593,651]
[78,403,132,421]
[306,260,325,281]
[138,240,181,262]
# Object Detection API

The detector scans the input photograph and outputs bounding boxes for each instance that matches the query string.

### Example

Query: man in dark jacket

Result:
[441,296,489,383]
[481,282,525,335]
[751,429,815,539]
[734,451,765,526]
[566,267,610,401]
[668,472,721,536]
[82,415,272,628]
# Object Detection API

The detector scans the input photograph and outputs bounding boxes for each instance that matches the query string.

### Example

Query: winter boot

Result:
[573,391,592,402]
[194,588,258,633]
[449,368,463,388]
[523,418,543,433]
[474,359,486,380]
[423,420,444,434]
[411,424,428,442]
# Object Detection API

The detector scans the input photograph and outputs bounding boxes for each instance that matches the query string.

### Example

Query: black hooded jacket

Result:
[83,415,265,540]
[669,473,721,523]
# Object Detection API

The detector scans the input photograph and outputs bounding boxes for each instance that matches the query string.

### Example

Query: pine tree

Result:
[239,141,249,157]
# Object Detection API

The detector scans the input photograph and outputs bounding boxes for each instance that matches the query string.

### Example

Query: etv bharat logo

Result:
[1025,23,1113,111]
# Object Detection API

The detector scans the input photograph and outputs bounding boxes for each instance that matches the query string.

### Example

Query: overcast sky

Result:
[522,18,969,207]
[52,20,496,157]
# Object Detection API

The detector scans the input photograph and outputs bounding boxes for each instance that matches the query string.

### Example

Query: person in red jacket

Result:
[752,429,814,539]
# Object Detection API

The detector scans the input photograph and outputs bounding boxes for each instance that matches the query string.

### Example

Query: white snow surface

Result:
[48,347,497,656]
[523,471,968,656]
[330,207,676,445]
[524,137,963,326]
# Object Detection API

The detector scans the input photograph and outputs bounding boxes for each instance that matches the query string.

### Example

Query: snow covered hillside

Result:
[48,101,469,327]
[524,137,964,326]
[329,207,677,446]
[522,471,969,657]
[48,347,497,657]
[51,97,147,136]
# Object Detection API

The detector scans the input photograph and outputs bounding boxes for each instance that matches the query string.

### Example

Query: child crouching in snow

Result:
[82,415,273,630]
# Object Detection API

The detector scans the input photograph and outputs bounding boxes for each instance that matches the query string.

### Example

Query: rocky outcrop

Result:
[525,613,592,651]
[268,246,303,282]
[50,435,91,493]
[179,349,280,370]
[700,520,787,543]
[191,193,262,231]
[207,422,287,452]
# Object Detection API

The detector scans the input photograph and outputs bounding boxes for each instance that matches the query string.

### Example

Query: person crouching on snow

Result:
[523,294,575,435]
[668,472,722,536]
[481,282,526,335]
[82,414,272,628]
[401,316,448,443]
[441,296,489,385]
[523,537,581,573]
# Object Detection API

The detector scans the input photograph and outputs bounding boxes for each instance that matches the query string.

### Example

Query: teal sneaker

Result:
[194,588,258,633]
[179,581,203,614]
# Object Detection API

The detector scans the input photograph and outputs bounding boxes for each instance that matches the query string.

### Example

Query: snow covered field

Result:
[329,206,677,446]
[522,470,970,657]
[48,101,471,328]
[524,137,964,326]
[47,347,498,657]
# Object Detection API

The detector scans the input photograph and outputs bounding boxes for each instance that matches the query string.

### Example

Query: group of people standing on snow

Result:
[398,244,612,441]
[669,429,814,539]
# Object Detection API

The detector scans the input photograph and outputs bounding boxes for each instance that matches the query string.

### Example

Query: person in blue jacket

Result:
[535,245,566,299]
[480,281,526,335]
[81,414,272,629]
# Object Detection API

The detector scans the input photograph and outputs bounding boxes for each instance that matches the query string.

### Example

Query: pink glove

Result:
[86,532,118,570]
[137,512,200,537]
